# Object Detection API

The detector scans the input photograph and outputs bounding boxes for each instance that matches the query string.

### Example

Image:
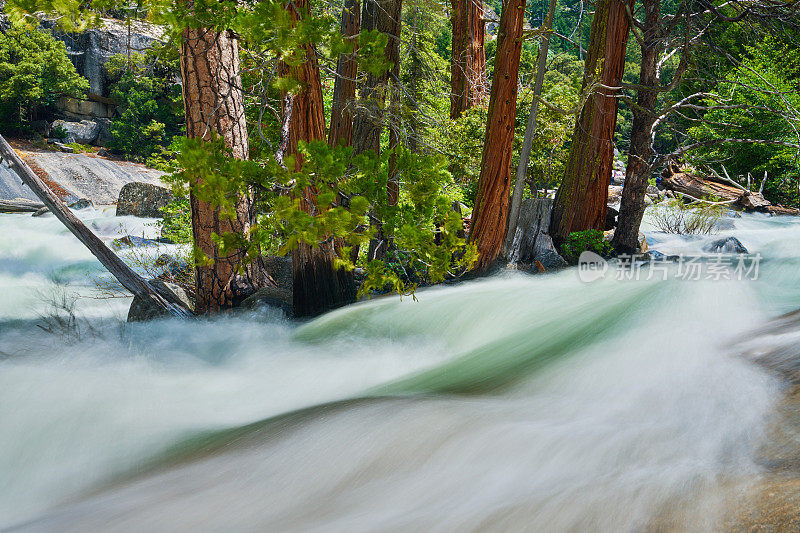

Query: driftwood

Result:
[661,164,772,211]
[0,134,193,318]
[0,198,45,213]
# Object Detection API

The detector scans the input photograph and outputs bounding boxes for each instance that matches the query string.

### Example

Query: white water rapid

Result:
[2,207,800,531]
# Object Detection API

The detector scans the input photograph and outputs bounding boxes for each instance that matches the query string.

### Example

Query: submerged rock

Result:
[704,236,748,254]
[127,279,193,322]
[116,182,175,218]
[111,235,172,249]
[69,198,93,210]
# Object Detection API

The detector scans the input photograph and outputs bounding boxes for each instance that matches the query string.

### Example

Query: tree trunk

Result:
[328,0,361,147]
[450,0,487,118]
[549,0,634,244]
[504,0,557,254]
[352,0,402,261]
[407,7,422,153]
[282,0,357,317]
[351,0,403,157]
[181,27,263,314]
[468,0,527,272]
[612,0,659,253]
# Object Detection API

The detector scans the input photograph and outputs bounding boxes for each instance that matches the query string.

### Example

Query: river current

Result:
[2,207,800,531]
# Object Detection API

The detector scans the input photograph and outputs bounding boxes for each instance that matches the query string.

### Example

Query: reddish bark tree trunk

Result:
[468,0,527,272]
[450,0,487,119]
[180,27,264,314]
[612,0,659,253]
[549,0,634,244]
[328,0,361,148]
[282,0,356,317]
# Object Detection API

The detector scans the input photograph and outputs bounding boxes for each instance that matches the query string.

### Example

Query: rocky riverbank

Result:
[0,139,166,206]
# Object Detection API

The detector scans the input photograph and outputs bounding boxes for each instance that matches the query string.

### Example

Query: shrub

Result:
[159,196,192,244]
[650,198,723,235]
[559,229,615,265]
[0,21,88,130]
[106,50,182,161]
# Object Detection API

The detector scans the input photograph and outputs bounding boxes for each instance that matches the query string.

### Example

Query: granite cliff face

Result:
[42,18,163,101]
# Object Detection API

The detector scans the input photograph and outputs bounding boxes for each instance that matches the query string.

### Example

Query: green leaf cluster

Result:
[688,37,800,206]
[105,49,183,163]
[0,20,88,127]
[163,136,476,297]
[559,229,614,265]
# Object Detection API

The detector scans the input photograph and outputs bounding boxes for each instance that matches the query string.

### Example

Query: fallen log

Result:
[0,134,193,318]
[0,198,45,213]
[766,205,800,216]
[661,164,771,211]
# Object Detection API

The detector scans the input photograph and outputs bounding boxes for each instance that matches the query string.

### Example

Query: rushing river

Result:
[2,207,800,531]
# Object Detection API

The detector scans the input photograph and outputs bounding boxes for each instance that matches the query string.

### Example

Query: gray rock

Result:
[54,142,74,153]
[51,119,100,144]
[606,205,618,230]
[127,279,193,322]
[111,235,168,249]
[0,157,40,202]
[69,198,93,210]
[41,18,163,100]
[94,118,113,146]
[31,119,51,137]
[240,286,293,314]
[703,236,748,254]
[57,97,112,119]
[116,182,175,218]
[537,247,568,270]
[646,185,659,195]
[19,149,166,205]
[607,185,623,205]
[262,255,293,290]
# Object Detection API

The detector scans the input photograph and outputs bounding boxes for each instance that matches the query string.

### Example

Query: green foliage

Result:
[649,198,724,235]
[687,36,800,206]
[105,50,182,162]
[559,229,614,264]
[164,136,476,297]
[159,196,193,244]
[442,52,582,205]
[0,21,88,128]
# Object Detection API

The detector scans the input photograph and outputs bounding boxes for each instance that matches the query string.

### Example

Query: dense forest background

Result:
[1,0,798,316]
